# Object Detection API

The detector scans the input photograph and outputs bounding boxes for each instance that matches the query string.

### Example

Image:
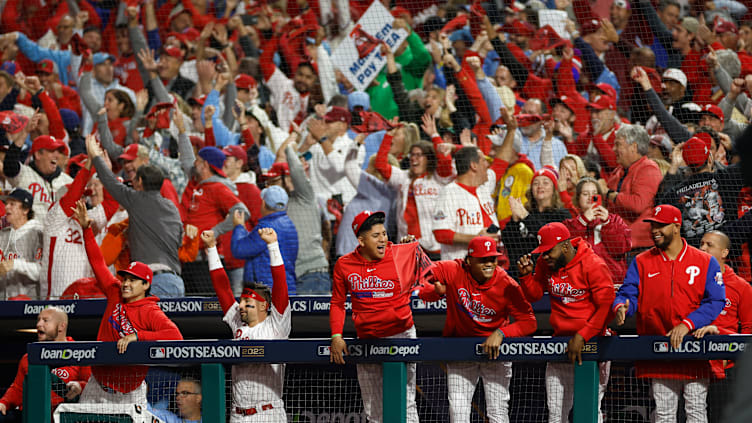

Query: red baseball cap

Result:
[0,111,29,135]
[223,145,247,165]
[36,59,56,74]
[324,106,351,125]
[163,46,184,60]
[644,204,682,225]
[532,167,558,189]
[682,136,711,167]
[119,143,140,161]
[581,18,602,36]
[234,74,257,90]
[31,135,67,155]
[714,17,738,34]
[549,95,582,114]
[352,210,385,235]
[531,222,571,254]
[67,153,88,173]
[117,261,153,284]
[699,104,724,125]
[188,95,206,107]
[468,236,503,258]
[587,94,616,111]
[262,162,290,178]
[516,114,546,127]
[594,82,617,100]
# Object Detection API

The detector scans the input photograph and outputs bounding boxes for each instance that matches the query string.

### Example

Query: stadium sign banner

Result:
[330,1,409,91]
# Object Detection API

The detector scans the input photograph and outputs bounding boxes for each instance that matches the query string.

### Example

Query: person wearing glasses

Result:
[152,378,202,423]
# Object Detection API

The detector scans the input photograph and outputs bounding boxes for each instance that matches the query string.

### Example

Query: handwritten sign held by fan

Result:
[330,1,409,91]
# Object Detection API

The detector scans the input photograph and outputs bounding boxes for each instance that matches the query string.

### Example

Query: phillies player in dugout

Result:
[614,205,725,423]
[330,210,432,423]
[418,236,536,422]
[518,222,615,423]
[74,200,183,405]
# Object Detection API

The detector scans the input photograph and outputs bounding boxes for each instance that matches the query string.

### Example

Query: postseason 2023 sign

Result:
[331,1,409,92]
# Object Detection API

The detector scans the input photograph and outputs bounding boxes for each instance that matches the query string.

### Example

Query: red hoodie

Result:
[0,337,90,411]
[83,228,183,393]
[330,242,431,339]
[563,213,633,284]
[520,238,615,341]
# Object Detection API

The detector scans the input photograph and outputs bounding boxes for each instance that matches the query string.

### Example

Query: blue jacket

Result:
[231,211,299,294]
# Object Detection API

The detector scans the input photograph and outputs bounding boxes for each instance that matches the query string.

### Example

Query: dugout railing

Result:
[24,335,751,423]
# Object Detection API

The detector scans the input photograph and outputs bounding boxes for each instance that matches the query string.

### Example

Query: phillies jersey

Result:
[331,242,426,339]
[209,242,290,409]
[521,238,615,341]
[713,265,752,334]
[422,260,537,338]
[182,178,242,233]
[42,202,106,299]
[433,172,499,261]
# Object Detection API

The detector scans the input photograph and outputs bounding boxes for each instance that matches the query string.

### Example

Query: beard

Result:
[654,230,674,250]
[549,254,568,272]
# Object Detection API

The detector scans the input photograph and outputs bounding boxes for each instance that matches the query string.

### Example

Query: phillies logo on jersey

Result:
[28,183,53,204]
[685,266,701,285]
[457,288,496,322]
[413,185,440,197]
[189,189,204,211]
[0,249,20,261]
[52,368,70,380]
[108,303,136,338]
[549,279,586,303]
[347,273,395,292]
[457,208,482,226]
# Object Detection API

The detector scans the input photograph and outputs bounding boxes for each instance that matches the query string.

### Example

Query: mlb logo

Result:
[654,342,669,353]
[317,346,331,356]
[411,299,427,310]
[150,347,166,359]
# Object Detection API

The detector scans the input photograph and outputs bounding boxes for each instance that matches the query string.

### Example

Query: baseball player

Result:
[418,236,537,422]
[202,227,290,422]
[614,205,725,423]
[0,307,90,420]
[518,222,615,423]
[75,201,183,405]
[41,156,112,299]
[0,188,43,299]
[330,210,432,423]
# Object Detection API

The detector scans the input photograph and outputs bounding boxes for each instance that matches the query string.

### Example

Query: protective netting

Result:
[0,0,746,300]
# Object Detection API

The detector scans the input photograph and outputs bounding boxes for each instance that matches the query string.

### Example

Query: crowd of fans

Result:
[0,0,748,306]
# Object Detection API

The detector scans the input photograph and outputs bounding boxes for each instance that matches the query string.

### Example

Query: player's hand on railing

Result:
[667,322,690,349]
[65,382,82,400]
[200,230,216,248]
[481,329,504,360]
[516,254,534,277]
[567,333,585,365]
[693,324,719,338]
[614,300,629,326]
[259,227,278,244]
[330,336,348,365]
[74,200,92,229]
[117,333,138,354]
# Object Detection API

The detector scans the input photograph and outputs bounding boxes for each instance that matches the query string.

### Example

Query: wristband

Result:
[495,328,504,337]
[331,334,342,339]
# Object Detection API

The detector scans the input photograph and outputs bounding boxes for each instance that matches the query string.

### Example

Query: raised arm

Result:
[76,201,120,298]
[260,227,288,314]
[202,230,236,314]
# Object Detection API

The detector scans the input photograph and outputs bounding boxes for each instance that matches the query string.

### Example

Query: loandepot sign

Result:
[40,347,97,362]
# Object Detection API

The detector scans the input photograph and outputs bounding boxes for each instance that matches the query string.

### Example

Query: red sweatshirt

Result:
[0,337,90,411]
[83,228,183,393]
[520,238,615,341]
[419,260,536,337]
[714,265,752,334]
[331,242,429,339]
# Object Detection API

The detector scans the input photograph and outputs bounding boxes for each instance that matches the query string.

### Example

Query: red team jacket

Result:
[520,238,615,341]
[714,265,752,335]
[419,260,537,338]
[614,240,725,379]
[330,242,429,339]
[0,337,90,411]
[84,228,183,392]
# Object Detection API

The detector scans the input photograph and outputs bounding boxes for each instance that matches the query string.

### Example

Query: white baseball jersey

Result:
[433,170,499,260]
[223,300,291,407]
[267,67,309,133]
[8,164,72,224]
[41,202,107,299]
[0,219,43,298]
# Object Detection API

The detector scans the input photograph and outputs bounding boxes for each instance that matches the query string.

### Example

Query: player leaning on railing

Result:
[518,222,616,423]
[74,200,183,405]
[201,224,290,422]
[417,235,536,423]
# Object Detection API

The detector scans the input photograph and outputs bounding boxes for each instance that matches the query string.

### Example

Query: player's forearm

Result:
[578,303,612,341]
[329,274,347,336]
[207,246,236,314]
[60,167,92,217]
[268,242,289,314]
[83,227,118,294]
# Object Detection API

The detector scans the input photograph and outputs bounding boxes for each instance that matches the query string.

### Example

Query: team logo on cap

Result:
[537,235,542,244]
[654,206,661,216]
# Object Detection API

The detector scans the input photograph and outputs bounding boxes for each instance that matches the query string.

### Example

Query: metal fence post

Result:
[573,361,599,423]
[383,362,407,422]
[25,364,51,423]
[201,363,225,422]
